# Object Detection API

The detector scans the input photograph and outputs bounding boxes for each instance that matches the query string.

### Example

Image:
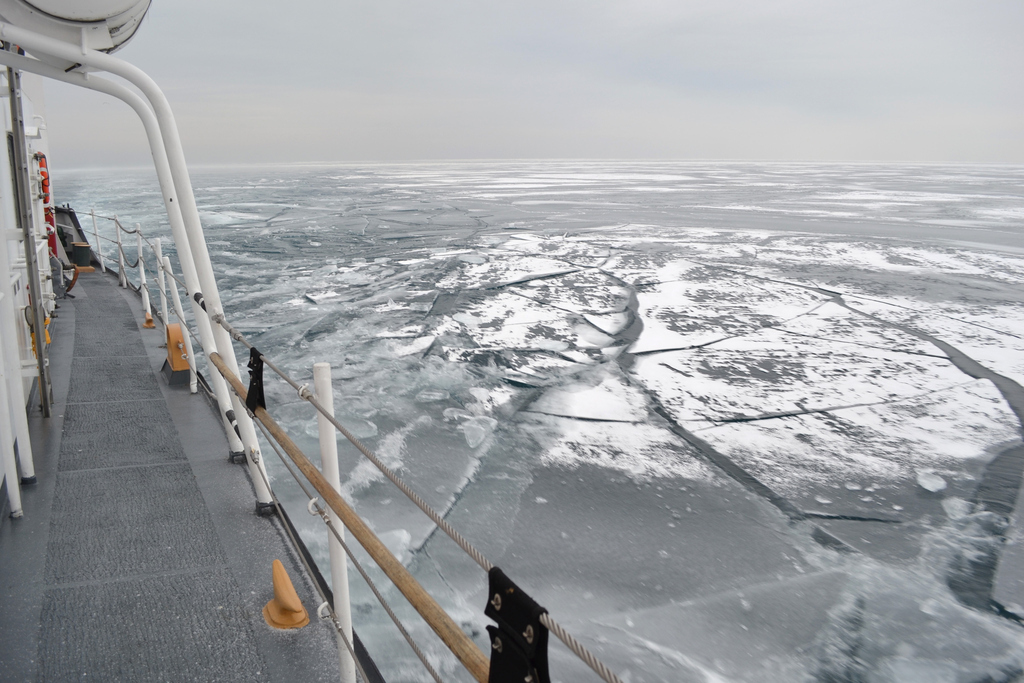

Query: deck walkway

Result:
[0,272,342,682]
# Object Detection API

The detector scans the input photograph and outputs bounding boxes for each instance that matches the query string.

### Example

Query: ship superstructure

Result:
[0,4,626,682]
[3,4,1024,683]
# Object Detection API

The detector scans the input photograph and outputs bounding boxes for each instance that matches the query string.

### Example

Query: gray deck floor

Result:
[0,272,343,682]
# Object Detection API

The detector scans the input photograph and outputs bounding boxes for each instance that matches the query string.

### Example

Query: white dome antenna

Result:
[0,0,151,55]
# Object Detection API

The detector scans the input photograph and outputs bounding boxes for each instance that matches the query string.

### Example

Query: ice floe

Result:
[59,162,1024,683]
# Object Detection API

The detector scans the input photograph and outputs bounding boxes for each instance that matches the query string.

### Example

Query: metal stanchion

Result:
[90,209,104,272]
[314,362,356,683]
[154,238,169,327]
[136,225,154,327]
[114,216,126,287]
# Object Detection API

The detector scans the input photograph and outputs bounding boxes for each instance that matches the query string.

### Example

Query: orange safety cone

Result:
[143,312,156,329]
[263,559,309,629]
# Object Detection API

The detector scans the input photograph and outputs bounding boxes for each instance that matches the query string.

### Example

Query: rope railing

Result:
[89,208,624,683]
[248,419,377,683]
[252,416,442,683]
[119,249,140,270]
[84,214,407,681]
[99,211,454,682]
[213,314,494,570]
[108,216,136,234]
[87,212,201,394]
[208,351,491,682]
[208,316,624,683]
[88,213,145,289]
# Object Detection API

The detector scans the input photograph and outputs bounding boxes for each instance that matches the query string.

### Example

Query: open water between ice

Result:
[56,162,1024,682]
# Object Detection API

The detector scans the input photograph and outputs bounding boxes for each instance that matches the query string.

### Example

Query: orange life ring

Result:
[35,153,50,204]
[35,154,57,255]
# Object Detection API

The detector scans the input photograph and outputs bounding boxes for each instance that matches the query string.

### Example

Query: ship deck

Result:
[0,271,342,682]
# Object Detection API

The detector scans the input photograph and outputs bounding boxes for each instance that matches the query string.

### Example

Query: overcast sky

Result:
[39,0,1024,168]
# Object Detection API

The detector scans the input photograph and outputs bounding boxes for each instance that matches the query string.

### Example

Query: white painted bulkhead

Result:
[0,69,49,514]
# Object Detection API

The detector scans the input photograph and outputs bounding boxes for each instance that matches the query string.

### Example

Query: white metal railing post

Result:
[114,216,126,287]
[0,29,270,505]
[0,51,248,462]
[153,237,168,327]
[164,256,196,393]
[141,86,275,505]
[135,224,152,323]
[90,209,104,272]
[314,362,355,683]
[85,43,276,505]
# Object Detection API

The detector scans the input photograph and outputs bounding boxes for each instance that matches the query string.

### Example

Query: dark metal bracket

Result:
[484,567,550,683]
[245,347,266,412]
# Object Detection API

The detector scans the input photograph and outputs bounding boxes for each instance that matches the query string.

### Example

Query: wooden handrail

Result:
[209,352,490,682]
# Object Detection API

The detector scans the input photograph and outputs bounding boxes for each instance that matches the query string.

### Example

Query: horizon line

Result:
[50,158,1024,174]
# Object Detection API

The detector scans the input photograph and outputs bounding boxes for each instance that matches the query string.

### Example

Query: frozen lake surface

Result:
[57,162,1024,682]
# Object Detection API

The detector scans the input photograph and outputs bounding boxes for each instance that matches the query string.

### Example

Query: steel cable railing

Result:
[90,213,199,389]
[251,416,443,683]
[90,209,625,683]
[212,314,495,571]
[208,351,490,681]
[247,421,377,683]
[90,213,452,681]
[208,315,624,683]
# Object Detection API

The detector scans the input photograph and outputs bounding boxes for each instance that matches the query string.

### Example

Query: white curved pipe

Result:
[0,43,273,504]
[0,51,238,444]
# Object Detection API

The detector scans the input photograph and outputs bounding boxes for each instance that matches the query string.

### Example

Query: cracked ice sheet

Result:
[628,273,829,354]
[751,239,944,275]
[588,562,1024,683]
[520,414,715,480]
[599,230,772,279]
[497,233,612,266]
[752,239,1024,286]
[301,258,430,302]
[509,268,632,315]
[776,300,942,357]
[589,571,850,683]
[435,254,577,289]
[602,250,704,286]
[843,295,1024,386]
[449,290,612,354]
[698,379,1019,516]
[635,327,966,423]
[881,246,1024,284]
[697,237,1024,294]
[527,366,648,422]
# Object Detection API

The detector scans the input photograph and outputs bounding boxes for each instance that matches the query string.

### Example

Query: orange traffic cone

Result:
[263,559,309,629]
[143,312,156,329]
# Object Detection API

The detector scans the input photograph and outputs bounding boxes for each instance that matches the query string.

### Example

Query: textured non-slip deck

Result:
[0,272,342,682]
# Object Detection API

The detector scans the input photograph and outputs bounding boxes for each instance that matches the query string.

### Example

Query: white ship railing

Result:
[0,31,275,512]
[87,213,198,394]
[205,329,625,683]
[0,24,627,683]
[83,195,626,683]
[110,219,620,679]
